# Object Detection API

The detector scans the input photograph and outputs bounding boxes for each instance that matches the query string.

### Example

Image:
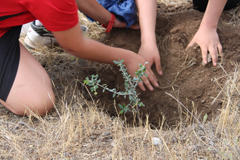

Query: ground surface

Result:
[40,3,240,127]
[0,2,239,159]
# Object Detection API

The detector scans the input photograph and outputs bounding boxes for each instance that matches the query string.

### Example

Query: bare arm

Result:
[135,0,162,75]
[135,0,157,47]
[201,0,227,28]
[52,23,159,91]
[187,0,227,66]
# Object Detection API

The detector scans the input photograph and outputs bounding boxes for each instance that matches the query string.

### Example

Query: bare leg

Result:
[0,42,55,116]
[76,0,135,28]
[76,0,111,25]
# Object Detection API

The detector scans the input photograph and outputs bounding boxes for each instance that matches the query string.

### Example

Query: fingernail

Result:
[214,62,217,66]
[204,60,207,64]
[159,71,162,75]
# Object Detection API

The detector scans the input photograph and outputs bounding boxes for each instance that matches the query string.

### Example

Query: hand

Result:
[113,18,140,29]
[187,26,223,66]
[138,44,162,75]
[125,54,159,91]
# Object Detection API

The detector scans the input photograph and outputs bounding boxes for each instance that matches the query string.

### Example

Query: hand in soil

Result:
[125,54,159,91]
[138,44,162,75]
[113,18,140,29]
[187,26,223,66]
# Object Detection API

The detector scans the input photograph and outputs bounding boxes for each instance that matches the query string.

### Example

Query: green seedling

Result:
[84,59,147,114]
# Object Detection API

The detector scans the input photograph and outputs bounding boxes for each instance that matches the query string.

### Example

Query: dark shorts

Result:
[0,26,21,101]
[193,0,240,12]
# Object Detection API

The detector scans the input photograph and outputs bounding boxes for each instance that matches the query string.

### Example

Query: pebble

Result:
[90,135,97,140]
[102,132,111,136]
[152,137,162,146]
[111,141,115,147]
[102,132,112,141]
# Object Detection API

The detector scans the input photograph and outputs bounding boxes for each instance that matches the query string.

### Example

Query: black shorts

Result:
[193,0,240,12]
[0,26,21,101]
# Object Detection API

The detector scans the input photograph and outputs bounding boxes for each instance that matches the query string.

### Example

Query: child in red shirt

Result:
[0,0,160,116]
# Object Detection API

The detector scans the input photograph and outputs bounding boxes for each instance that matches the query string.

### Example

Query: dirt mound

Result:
[45,3,240,126]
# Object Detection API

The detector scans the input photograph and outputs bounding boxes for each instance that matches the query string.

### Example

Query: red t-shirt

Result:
[0,0,79,37]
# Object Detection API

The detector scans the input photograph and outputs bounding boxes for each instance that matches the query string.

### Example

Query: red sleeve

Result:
[21,0,79,32]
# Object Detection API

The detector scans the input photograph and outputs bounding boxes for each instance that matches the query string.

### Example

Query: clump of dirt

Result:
[44,3,240,127]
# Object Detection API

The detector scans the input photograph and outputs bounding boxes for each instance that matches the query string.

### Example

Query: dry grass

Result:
[1,67,240,159]
[1,1,240,159]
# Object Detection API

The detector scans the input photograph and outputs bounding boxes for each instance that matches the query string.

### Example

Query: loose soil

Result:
[40,3,240,127]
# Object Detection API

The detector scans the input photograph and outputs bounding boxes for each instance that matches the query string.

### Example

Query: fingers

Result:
[200,46,208,65]
[138,67,159,91]
[138,81,146,91]
[205,43,222,66]
[192,43,222,66]
[154,56,163,75]
[114,21,140,29]
[186,30,223,66]
[218,43,223,57]
[140,76,153,91]
[209,46,218,66]
[129,24,140,30]
[186,39,196,50]
[113,19,127,28]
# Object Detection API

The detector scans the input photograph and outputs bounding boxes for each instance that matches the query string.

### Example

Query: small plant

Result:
[84,59,147,114]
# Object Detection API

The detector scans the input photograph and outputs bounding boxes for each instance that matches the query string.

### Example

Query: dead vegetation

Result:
[0,67,240,159]
[1,1,240,159]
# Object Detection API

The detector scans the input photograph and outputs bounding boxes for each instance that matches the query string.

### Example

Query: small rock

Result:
[201,99,206,103]
[207,54,212,63]
[90,135,97,140]
[102,132,111,136]
[106,139,113,143]
[102,132,112,141]
[103,136,112,140]
[111,141,115,147]
[152,137,161,146]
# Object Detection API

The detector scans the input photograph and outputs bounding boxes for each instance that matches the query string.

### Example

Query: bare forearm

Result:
[187,0,227,66]
[52,22,159,91]
[135,0,157,44]
[53,23,137,65]
[70,37,137,65]
[76,0,111,25]
[200,0,227,29]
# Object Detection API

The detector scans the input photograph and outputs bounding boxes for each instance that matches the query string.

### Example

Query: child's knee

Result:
[4,90,55,116]
[28,90,55,116]
[17,99,54,116]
